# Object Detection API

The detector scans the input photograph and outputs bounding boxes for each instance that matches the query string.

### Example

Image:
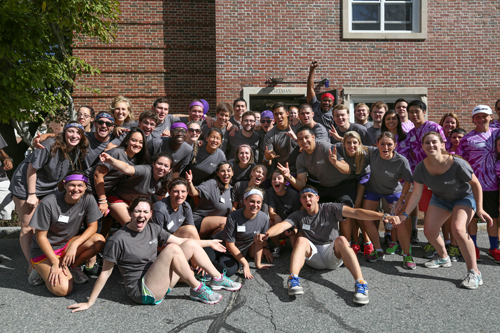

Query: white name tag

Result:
[167,221,174,230]
[475,142,486,148]
[220,197,225,204]
[237,225,246,232]
[302,224,311,230]
[58,215,69,223]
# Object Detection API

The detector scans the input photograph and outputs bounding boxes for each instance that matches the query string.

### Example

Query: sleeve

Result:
[158,228,171,245]
[84,195,103,224]
[412,162,425,185]
[314,126,329,142]
[175,146,193,174]
[183,204,195,226]
[221,213,237,243]
[456,159,474,183]
[400,155,414,184]
[264,131,274,151]
[196,180,211,200]
[30,142,52,170]
[133,165,150,177]
[28,199,52,231]
[110,133,126,146]
[284,211,300,228]
[436,124,447,142]
[102,239,121,265]
[330,203,346,221]
[151,202,167,229]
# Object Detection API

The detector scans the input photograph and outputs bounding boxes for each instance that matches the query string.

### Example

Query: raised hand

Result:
[329,125,341,141]
[328,146,338,165]
[264,146,279,161]
[310,60,319,71]
[276,162,291,179]
[286,126,297,141]
[185,170,193,183]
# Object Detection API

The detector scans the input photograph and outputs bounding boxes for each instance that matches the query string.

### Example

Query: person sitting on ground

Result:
[232,164,268,211]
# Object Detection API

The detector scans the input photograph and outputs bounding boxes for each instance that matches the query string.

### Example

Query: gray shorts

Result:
[305,239,343,270]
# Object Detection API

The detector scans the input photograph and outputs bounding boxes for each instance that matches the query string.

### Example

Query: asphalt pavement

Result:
[1,231,500,332]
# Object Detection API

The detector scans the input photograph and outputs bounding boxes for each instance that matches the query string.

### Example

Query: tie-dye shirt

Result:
[407,121,446,171]
[495,160,500,188]
[401,121,415,133]
[456,128,499,191]
[490,120,500,128]
[395,134,411,161]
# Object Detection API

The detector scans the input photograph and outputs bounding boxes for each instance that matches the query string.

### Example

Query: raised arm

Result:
[307,60,319,104]
[94,165,110,216]
[277,162,307,190]
[185,170,200,197]
[99,152,136,176]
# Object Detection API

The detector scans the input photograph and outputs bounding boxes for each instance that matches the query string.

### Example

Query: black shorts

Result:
[474,190,499,219]
[306,179,357,207]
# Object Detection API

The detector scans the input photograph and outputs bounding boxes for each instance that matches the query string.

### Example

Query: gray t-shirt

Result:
[9,138,81,199]
[310,96,334,130]
[84,132,110,172]
[152,199,194,234]
[192,179,233,226]
[109,165,165,201]
[365,148,413,195]
[226,130,260,162]
[266,187,301,220]
[103,222,171,304]
[218,209,269,256]
[286,203,344,245]
[201,124,229,153]
[149,115,180,140]
[231,162,255,185]
[150,137,193,174]
[264,126,299,173]
[413,157,474,201]
[296,141,349,187]
[0,134,8,182]
[229,116,243,131]
[367,126,381,144]
[311,123,329,143]
[335,143,370,180]
[360,122,373,129]
[89,147,136,195]
[178,116,203,126]
[231,181,268,212]
[330,123,375,146]
[186,145,226,186]
[29,192,102,259]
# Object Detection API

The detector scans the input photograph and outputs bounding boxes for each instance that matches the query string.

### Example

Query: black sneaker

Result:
[84,263,102,278]
[384,233,392,245]
[410,229,419,244]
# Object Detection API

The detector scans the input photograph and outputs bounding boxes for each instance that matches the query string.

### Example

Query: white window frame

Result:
[343,0,427,40]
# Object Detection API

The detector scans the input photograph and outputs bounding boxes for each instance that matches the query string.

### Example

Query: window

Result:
[343,0,427,40]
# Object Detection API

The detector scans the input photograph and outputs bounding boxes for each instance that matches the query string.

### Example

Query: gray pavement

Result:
[1,232,500,332]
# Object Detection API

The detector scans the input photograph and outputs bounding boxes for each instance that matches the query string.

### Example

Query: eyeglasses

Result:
[77,113,91,119]
[188,128,201,134]
[96,120,114,127]
[261,119,273,124]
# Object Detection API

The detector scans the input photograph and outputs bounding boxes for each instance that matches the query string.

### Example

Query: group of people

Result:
[1,61,499,310]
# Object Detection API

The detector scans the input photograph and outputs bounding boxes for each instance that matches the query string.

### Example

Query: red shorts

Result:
[31,238,72,265]
[107,196,131,205]
[418,185,432,213]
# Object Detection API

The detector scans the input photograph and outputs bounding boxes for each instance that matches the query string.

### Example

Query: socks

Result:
[411,216,418,230]
[376,248,383,252]
[192,282,203,291]
[356,279,366,284]
[471,235,477,248]
[488,236,498,250]
[365,241,372,246]
[213,274,223,281]
[444,240,451,245]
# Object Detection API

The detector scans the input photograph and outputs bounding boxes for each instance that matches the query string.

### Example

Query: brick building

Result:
[73,0,500,129]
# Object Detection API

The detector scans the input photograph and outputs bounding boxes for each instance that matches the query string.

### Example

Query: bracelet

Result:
[2,157,13,162]
[98,198,107,202]
[400,193,407,197]
[263,157,269,162]
[402,212,409,219]
[98,202,107,205]
[28,192,36,195]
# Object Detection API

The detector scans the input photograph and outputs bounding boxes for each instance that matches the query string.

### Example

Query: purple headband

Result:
[189,101,204,111]
[171,122,188,131]
[64,174,89,184]
[300,188,318,197]
[95,112,115,123]
[261,110,274,119]
[200,99,209,115]
[64,122,84,130]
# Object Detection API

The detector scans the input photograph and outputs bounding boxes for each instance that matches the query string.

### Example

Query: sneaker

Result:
[193,268,212,283]
[272,246,283,258]
[190,283,222,304]
[460,269,483,290]
[363,243,374,257]
[84,263,102,278]
[403,255,417,270]
[353,281,369,305]
[210,272,242,291]
[366,250,385,263]
[287,274,304,296]
[410,229,419,244]
[424,255,452,268]
[70,266,90,284]
[351,243,361,255]
[28,269,44,286]
[384,233,392,245]
[385,242,399,255]
[475,246,482,261]
[423,243,437,259]
[449,245,461,262]
[487,248,500,263]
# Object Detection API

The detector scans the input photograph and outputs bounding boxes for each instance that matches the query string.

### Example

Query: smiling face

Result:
[334,108,349,129]
[271,172,285,193]
[169,184,188,206]
[261,118,273,130]
[354,105,369,124]
[344,136,360,157]
[396,101,408,120]
[384,113,399,132]
[244,194,262,215]
[216,111,230,127]
[154,102,169,121]
[234,101,247,118]
[472,113,491,131]
[139,117,157,137]
[114,102,130,123]
[217,163,233,185]
[186,123,201,143]
[126,132,144,156]
[297,130,315,153]
[299,107,314,126]
[206,131,222,150]
[273,107,288,129]
[153,156,172,179]
[77,107,93,128]
[241,114,256,132]
[289,107,299,120]
[321,97,333,112]
[377,136,396,160]
[95,118,114,139]
[64,180,87,203]
[64,127,82,147]
[251,167,267,186]
[300,192,319,214]
[422,134,444,157]
[442,116,457,136]
[238,146,252,165]
[171,127,187,145]
[130,201,152,232]
[189,105,204,122]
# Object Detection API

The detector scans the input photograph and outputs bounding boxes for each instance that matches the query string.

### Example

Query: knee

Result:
[451,225,467,240]
[93,234,106,250]
[295,236,309,249]
[182,239,199,250]
[49,280,73,297]
[335,236,349,249]
[423,227,435,239]
[165,243,183,256]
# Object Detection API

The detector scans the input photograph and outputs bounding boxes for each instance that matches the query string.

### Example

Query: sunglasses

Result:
[496,107,500,111]
[188,128,201,134]
[96,120,114,127]
[261,119,273,124]
[172,128,187,134]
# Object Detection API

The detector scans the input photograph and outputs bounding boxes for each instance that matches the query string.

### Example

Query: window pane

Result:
[385,4,412,22]
[352,4,379,22]
[385,23,412,31]
[352,23,381,31]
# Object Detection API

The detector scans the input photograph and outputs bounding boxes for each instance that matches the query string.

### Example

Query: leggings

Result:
[204,247,241,277]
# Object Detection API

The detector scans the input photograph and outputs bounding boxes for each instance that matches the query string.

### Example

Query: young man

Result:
[230,98,247,130]
[227,111,261,160]
[258,185,400,303]
[457,105,500,262]
[395,98,414,133]
[257,110,274,168]
[179,101,206,125]
[367,101,387,143]
[105,110,159,152]
[150,97,179,139]
[295,104,329,142]
[329,105,375,146]
[307,60,335,130]
[354,103,372,128]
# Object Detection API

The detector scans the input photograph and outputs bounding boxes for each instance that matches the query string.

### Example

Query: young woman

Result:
[288,106,299,124]
[98,151,172,225]
[28,171,105,294]
[185,121,202,147]
[186,161,234,239]
[76,106,95,132]
[10,121,89,278]
[398,131,492,289]
[232,164,267,210]
[360,132,414,269]
[201,102,233,153]
[185,127,226,186]
[439,112,460,151]
[231,144,256,185]
[207,187,272,278]
[68,198,241,311]
[110,95,136,130]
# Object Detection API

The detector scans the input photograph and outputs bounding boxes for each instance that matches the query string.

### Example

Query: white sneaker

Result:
[28,269,44,286]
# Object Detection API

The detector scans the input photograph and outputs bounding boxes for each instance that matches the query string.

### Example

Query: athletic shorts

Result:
[31,238,73,266]
[363,190,401,204]
[474,190,499,219]
[107,196,131,205]
[429,194,476,213]
[418,185,432,213]
[304,239,343,270]
[141,276,170,305]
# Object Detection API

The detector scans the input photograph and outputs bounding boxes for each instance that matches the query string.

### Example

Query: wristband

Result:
[263,157,269,162]
[402,212,409,219]
[2,157,13,162]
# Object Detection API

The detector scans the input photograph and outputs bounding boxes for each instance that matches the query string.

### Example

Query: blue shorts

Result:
[363,190,401,204]
[429,194,476,213]
[141,277,171,305]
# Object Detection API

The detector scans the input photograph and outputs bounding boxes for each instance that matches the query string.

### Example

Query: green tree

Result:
[0,0,120,172]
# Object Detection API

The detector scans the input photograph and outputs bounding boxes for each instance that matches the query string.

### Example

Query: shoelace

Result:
[289,276,301,287]
[463,271,475,283]
[424,244,434,251]
[356,283,368,294]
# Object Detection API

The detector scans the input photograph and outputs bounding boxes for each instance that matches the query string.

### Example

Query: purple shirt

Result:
[395,134,411,161]
[407,121,446,171]
[490,120,500,129]
[457,128,499,191]
[401,121,415,133]
[495,160,500,186]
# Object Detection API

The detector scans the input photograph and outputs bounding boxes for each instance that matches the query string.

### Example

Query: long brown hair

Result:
[51,121,89,170]
[342,131,368,175]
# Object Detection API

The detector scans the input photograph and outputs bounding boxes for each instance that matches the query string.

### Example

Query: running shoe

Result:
[287,274,304,296]
[475,246,482,261]
[423,243,437,259]
[366,250,385,263]
[190,283,222,304]
[384,233,392,245]
[402,255,417,270]
[363,243,374,257]
[351,243,361,255]
[353,281,369,305]
[460,269,483,290]
[28,269,44,286]
[211,271,242,291]
[449,245,461,262]
[487,248,500,263]
[445,243,451,254]
[385,242,399,255]
[193,267,212,283]
[70,266,90,284]
[424,255,452,268]
[84,262,102,278]
[410,229,420,244]
[272,246,283,258]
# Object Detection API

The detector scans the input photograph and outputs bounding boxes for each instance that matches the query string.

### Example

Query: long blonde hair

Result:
[342,131,368,174]
[110,95,134,123]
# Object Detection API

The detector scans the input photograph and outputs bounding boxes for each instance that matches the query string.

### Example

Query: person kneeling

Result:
[258,185,400,305]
